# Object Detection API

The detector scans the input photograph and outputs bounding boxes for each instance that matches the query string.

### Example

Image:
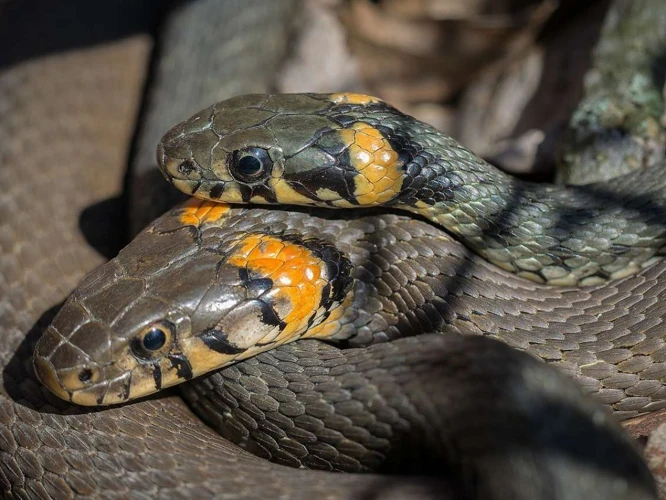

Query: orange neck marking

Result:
[178,199,231,226]
[337,122,404,205]
[227,234,330,339]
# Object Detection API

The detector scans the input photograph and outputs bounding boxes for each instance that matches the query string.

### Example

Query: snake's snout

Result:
[156,104,219,188]
[33,320,117,406]
[156,136,200,182]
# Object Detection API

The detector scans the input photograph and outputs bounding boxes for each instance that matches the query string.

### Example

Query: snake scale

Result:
[2,0,665,499]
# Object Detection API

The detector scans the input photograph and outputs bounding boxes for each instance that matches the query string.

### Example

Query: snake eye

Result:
[229,147,272,182]
[143,328,166,350]
[131,320,175,360]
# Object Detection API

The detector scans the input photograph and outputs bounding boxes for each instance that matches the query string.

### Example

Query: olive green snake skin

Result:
[2,0,666,499]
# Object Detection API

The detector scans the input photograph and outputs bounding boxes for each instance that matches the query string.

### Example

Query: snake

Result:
[2,0,664,498]
[155,92,666,288]
[32,88,666,405]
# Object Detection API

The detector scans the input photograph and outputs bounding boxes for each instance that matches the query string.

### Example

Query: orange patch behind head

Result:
[227,234,331,341]
[338,122,404,205]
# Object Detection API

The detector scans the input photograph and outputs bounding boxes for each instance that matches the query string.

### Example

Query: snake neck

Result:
[379,114,666,286]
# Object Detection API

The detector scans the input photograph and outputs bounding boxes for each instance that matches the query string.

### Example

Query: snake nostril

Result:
[78,368,93,383]
[178,158,200,177]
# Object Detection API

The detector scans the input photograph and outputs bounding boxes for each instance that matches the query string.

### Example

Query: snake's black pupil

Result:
[143,328,167,351]
[237,155,262,176]
[230,147,272,182]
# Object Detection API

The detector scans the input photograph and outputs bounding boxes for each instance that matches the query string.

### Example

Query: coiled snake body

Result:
[35,92,666,416]
[32,96,666,497]
[3,1,666,499]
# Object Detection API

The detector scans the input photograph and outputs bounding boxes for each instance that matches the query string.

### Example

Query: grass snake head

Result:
[34,201,353,405]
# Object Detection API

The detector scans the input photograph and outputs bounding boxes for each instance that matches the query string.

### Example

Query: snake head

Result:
[157,93,408,209]
[34,202,353,405]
